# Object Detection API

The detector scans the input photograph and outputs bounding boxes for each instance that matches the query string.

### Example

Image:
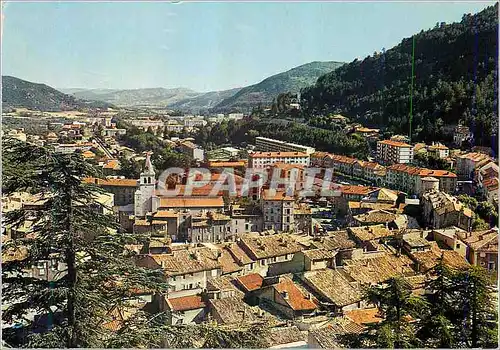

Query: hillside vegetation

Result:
[301,4,498,149]
[2,76,111,111]
[214,61,344,112]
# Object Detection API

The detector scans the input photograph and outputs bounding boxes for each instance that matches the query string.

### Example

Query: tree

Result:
[2,138,269,348]
[473,217,490,230]
[476,201,498,227]
[117,156,142,179]
[361,277,429,348]
[2,138,168,347]
[418,257,459,347]
[419,261,497,348]
[448,266,497,348]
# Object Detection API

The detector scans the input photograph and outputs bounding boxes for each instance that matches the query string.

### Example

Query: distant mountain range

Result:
[56,60,344,112]
[61,87,200,108]
[2,76,112,112]
[168,88,242,113]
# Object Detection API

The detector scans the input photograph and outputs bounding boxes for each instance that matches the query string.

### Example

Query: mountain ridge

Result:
[2,76,113,111]
[213,60,344,112]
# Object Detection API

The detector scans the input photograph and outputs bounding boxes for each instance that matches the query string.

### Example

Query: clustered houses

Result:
[422,191,474,231]
[124,220,494,344]
[476,161,499,206]
[311,151,457,196]
[455,152,492,179]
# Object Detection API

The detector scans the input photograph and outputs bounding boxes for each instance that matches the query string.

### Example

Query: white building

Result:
[227,113,244,121]
[427,143,449,159]
[255,137,315,155]
[134,153,156,218]
[249,151,310,169]
[179,141,205,161]
[102,128,127,137]
[376,140,414,165]
[129,119,164,131]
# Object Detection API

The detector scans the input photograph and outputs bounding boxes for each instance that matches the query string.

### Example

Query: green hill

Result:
[2,76,112,111]
[301,4,498,148]
[214,61,344,112]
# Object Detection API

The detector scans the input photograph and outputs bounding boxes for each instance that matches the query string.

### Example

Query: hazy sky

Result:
[1,1,494,92]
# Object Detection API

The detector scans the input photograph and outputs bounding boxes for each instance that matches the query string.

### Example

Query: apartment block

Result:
[249,151,310,169]
[255,137,315,155]
[376,140,414,165]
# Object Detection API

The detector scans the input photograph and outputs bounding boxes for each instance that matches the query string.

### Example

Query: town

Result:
[2,102,498,348]
[2,1,498,349]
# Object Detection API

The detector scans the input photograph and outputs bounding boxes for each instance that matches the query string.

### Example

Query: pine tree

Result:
[451,266,498,348]
[2,138,269,348]
[417,257,457,347]
[361,277,429,348]
[2,138,169,347]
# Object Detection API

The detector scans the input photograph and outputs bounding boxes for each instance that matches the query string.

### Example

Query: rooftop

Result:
[236,273,264,292]
[378,139,412,148]
[250,151,308,158]
[262,189,294,201]
[167,294,206,312]
[348,225,394,242]
[344,307,383,325]
[159,196,224,209]
[274,276,317,311]
[84,177,138,187]
[238,233,303,260]
[136,247,221,277]
[343,252,415,284]
[303,269,362,307]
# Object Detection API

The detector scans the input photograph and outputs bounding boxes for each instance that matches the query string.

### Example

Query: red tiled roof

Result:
[378,140,412,148]
[275,277,317,311]
[207,161,246,168]
[167,295,206,312]
[344,308,383,325]
[159,196,224,208]
[418,169,457,178]
[83,177,138,187]
[262,189,294,201]
[237,273,264,292]
[341,185,377,196]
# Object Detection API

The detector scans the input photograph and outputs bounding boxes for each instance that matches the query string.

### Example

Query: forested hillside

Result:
[214,61,344,112]
[301,4,498,149]
[2,76,112,111]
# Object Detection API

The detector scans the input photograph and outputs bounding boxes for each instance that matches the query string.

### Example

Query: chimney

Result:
[308,293,313,301]
[281,291,289,300]
[479,235,484,240]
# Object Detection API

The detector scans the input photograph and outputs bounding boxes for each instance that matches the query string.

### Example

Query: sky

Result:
[1,1,495,92]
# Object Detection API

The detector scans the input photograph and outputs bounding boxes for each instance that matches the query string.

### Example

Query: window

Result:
[260,259,266,266]
[456,243,461,249]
